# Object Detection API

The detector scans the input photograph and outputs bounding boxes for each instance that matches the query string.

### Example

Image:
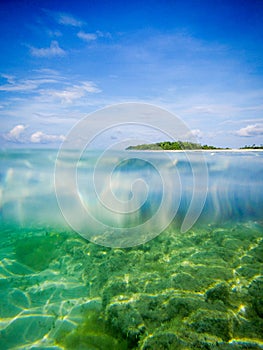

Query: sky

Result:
[0,0,263,148]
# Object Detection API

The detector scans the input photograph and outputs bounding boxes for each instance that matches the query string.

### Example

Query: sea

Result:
[0,148,262,349]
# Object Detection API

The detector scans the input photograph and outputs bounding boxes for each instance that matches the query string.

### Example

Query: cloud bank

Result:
[30,131,65,143]
[4,125,65,144]
[235,124,263,137]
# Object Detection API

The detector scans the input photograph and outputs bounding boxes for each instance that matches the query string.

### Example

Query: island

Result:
[126,141,227,150]
[126,141,263,151]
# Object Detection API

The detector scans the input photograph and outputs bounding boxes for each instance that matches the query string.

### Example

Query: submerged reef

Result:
[0,221,262,349]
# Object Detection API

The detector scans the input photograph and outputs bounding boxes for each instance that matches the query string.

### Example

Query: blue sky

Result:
[0,0,263,148]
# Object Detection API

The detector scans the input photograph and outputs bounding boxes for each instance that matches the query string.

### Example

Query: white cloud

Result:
[183,129,203,141]
[1,74,15,84]
[0,74,38,92]
[30,41,66,58]
[43,9,84,27]
[30,131,65,143]
[5,125,26,142]
[0,70,103,134]
[235,124,263,137]
[81,81,101,93]
[34,68,60,75]
[190,129,203,138]
[0,73,62,92]
[96,30,112,39]
[77,30,112,42]
[45,81,102,103]
[0,81,36,92]
[3,125,65,144]
[77,31,98,41]
[57,12,84,27]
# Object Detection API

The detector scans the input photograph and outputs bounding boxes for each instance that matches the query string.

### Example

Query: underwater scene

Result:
[0,149,263,349]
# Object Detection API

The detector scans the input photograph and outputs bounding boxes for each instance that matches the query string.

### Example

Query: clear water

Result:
[0,149,262,349]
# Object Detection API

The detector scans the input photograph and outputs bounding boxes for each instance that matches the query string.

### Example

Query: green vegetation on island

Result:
[240,144,263,149]
[127,141,263,150]
[126,141,226,151]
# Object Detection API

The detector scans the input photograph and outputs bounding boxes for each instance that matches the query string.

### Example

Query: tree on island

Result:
[240,144,263,149]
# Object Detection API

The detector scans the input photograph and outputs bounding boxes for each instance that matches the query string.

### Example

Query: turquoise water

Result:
[0,149,263,349]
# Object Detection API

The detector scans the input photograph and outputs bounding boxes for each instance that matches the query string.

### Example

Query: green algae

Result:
[1,221,263,349]
[56,310,128,350]
[106,301,146,348]
[205,282,231,305]
[14,232,64,271]
[140,332,186,350]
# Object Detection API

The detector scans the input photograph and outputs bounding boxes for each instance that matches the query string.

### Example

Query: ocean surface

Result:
[0,149,262,349]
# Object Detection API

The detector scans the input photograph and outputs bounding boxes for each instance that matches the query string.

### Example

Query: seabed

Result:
[0,220,262,349]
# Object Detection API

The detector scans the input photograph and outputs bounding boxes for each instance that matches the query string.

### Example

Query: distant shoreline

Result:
[127,149,263,152]
[126,141,263,152]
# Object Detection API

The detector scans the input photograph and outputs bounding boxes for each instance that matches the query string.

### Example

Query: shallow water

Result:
[0,149,262,349]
